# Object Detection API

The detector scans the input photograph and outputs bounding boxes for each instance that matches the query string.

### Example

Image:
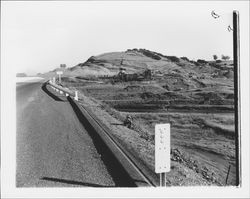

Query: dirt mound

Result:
[163,74,190,91]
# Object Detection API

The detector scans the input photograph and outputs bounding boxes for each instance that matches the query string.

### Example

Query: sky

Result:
[1,1,236,75]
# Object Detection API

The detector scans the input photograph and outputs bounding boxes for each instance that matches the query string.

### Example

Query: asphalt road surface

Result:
[16,81,116,187]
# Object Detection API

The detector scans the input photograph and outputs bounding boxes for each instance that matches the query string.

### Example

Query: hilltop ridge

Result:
[61,48,233,79]
[41,48,233,94]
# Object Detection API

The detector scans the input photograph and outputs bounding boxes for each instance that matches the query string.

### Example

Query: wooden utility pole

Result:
[233,10,240,186]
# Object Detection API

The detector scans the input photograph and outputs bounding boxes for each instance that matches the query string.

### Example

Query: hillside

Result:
[45,49,233,105]
[55,49,236,185]
[42,48,233,81]
[69,49,233,80]
[40,49,235,107]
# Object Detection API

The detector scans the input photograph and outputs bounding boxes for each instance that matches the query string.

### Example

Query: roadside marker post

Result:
[74,91,78,101]
[155,124,171,187]
[56,71,63,84]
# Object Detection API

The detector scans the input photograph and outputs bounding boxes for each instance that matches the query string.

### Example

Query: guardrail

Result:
[46,80,157,186]
[47,80,78,101]
[67,96,155,187]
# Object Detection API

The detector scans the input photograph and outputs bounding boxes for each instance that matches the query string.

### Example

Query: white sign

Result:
[56,71,63,75]
[155,123,170,173]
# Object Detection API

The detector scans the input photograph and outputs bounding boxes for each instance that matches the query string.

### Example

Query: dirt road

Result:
[16,81,116,187]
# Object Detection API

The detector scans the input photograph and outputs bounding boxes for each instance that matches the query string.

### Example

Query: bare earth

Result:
[73,87,235,186]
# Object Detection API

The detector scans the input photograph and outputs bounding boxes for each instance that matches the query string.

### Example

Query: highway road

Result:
[16,81,117,187]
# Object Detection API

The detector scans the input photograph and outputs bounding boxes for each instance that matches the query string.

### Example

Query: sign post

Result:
[56,71,63,84]
[155,124,171,187]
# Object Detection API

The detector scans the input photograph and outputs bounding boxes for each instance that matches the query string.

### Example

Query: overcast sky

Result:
[1,1,239,75]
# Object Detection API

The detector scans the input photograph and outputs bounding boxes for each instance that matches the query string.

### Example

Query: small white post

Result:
[53,77,56,84]
[66,93,69,97]
[74,91,78,101]
[155,124,170,187]
[59,74,61,84]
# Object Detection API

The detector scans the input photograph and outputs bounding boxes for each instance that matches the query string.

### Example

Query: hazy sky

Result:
[1,1,238,75]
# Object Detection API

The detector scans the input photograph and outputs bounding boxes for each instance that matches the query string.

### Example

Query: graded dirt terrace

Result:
[61,79,235,186]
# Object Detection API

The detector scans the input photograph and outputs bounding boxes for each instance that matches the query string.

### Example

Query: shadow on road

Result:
[41,84,64,102]
[41,177,113,187]
[68,97,139,187]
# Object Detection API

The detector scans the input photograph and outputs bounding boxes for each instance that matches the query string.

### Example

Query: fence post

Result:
[225,165,231,185]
